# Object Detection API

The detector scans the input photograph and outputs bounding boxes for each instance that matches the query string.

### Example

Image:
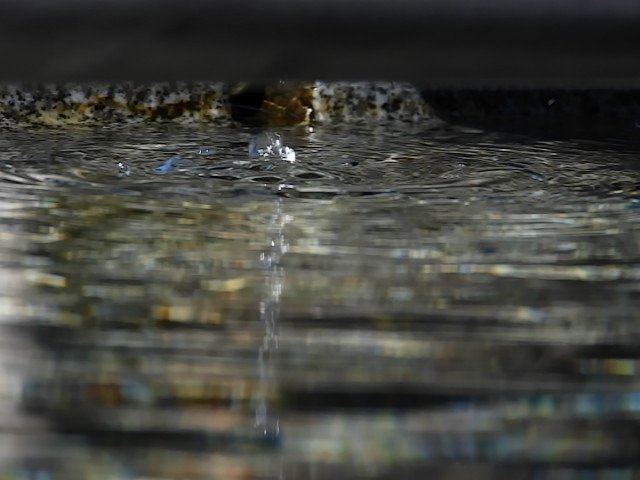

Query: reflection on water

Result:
[1,122,640,478]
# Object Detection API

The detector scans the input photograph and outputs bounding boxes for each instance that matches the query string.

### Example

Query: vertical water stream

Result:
[256,199,288,439]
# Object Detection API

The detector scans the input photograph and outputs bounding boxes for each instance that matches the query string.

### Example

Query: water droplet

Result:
[197,147,213,155]
[249,132,296,162]
[116,161,130,177]
[281,146,296,162]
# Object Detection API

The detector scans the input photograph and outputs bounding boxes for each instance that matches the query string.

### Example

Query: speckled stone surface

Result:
[0,82,431,126]
[311,81,430,123]
[0,83,228,125]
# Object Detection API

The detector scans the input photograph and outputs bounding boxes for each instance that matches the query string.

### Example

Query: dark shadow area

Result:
[422,89,640,143]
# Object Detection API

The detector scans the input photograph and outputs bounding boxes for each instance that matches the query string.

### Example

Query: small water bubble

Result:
[116,161,130,177]
[197,147,214,155]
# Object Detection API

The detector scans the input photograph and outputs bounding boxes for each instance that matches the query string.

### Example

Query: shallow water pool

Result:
[0,122,640,478]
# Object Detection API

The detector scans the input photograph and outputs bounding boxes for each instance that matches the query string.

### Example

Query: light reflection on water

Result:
[0,123,640,478]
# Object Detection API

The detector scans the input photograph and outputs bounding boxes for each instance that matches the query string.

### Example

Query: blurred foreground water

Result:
[1,122,640,478]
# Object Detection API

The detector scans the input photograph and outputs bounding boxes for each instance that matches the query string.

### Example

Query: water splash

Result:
[249,132,296,163]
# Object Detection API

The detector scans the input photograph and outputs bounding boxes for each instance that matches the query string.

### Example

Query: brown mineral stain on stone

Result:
[261,82,314,126]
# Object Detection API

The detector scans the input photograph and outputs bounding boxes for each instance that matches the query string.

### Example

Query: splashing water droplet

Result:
[116,161,130,177]
[249,132,296,163]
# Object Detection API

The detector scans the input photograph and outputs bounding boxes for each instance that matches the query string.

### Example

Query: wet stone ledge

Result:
[0,82,431,127]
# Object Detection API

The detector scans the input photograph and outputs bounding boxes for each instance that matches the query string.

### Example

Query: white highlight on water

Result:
[249,132,296,163]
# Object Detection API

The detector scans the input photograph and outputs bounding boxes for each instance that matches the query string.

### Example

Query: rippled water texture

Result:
[1,123,640,479]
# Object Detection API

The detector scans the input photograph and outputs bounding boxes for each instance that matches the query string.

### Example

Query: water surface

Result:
[0,122,639,479]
